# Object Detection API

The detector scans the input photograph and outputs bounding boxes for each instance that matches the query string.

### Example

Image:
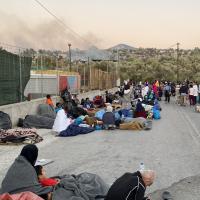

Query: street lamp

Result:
[68,43,72,72]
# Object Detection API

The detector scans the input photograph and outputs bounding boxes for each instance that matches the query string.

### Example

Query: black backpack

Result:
[0,111,12,130]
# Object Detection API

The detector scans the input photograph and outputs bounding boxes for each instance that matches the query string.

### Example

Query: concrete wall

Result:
[0,88,117,127]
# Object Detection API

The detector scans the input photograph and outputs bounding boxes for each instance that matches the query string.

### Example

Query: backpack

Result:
[0,111,12,130]
[153,109,161,120]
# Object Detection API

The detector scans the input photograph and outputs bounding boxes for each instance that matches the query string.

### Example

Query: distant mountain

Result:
[70,46,116,62]
[109,44,135,51]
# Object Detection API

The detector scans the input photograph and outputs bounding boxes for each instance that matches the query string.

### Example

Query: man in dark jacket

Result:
[105,170,155,200]
[102,106,116,130]
[179,83,188,106]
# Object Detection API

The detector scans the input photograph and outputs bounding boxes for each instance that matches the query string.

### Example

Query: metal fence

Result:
[0,44,118,105]
[0,49,32,106]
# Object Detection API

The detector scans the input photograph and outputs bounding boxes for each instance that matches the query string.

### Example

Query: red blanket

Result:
[0,192,43,200]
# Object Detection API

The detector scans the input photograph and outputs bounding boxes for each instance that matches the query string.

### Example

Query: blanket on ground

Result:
[0,192,43,200]
[23,115,54,129]
[0,128,43,144]
[52,173,109,200]
[0,156,53,195]
[120,117,152,130]
[59,124,95,137]
[37,104,56,119]
[120,121,143,130]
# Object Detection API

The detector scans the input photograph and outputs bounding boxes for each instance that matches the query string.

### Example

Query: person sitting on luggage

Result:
[105,170,155,200]
[102,106,116,130]
[46,94,54,108]
[35,165,59,187]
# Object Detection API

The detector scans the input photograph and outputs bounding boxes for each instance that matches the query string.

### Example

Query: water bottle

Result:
[140,162,145,171]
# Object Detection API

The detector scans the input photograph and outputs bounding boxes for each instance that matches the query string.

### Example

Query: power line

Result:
[33,0,93,47]
[167,43,178,49]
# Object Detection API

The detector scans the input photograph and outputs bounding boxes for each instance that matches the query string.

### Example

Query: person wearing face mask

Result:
[0,144,53,199]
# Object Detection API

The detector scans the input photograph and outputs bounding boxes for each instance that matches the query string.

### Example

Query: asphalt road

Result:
[1,97,200,196]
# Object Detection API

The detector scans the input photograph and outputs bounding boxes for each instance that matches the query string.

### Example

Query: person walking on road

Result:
[188,84,194,106]
[164,82,171,103]
[179,83,188,106]
[193,82,198,105]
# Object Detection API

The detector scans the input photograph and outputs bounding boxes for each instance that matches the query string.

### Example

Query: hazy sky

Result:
[1,0,200,50]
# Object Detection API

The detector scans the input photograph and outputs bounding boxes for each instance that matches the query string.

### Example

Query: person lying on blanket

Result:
[35,165,60,187]
[105,170,155,200]
[0,144,53,200]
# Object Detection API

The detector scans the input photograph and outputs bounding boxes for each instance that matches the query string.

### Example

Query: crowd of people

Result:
[177,81,199,106]
[44,82,164,136]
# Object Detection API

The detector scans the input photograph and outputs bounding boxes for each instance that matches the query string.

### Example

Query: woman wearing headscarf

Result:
[0,144,53,199]
[135,99,147,118]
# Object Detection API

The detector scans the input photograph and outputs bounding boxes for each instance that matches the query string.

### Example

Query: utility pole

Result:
[68,43,72,72]
[88,57,91,89]
[107,60,109,89]
[41,55,44,98]
[84,64,86,91]
[176,42,180,83]
[56,57,59,96]
[19,49,23,102]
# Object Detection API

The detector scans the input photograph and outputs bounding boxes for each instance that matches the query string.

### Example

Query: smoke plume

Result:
[0,11,102,51]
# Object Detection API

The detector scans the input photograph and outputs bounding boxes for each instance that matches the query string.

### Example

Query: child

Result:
[35,165,59,187]
[46,94,54,108]
[55,102,62,113]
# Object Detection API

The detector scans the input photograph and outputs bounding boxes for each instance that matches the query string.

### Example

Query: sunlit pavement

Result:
[1,97,200,199]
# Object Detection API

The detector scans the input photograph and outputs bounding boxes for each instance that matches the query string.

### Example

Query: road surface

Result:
[0,98,200,196]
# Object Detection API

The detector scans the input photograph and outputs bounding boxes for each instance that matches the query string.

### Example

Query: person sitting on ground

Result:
[72,94,80,106]
[52,103,72,133]
[102,106,116,130]
[154,99,162,111]
[55,102,62,113]
[83,98,94,109]
[0,144,53,200]
[105,170,155,200]
[61,87,72,103]
[80,98,85,106]
[105,91,113,104]
[135,99,147,118]
[35,165,59,187]
[93,95,105,108]
[46,94,54,108]
[146,89,155,105]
